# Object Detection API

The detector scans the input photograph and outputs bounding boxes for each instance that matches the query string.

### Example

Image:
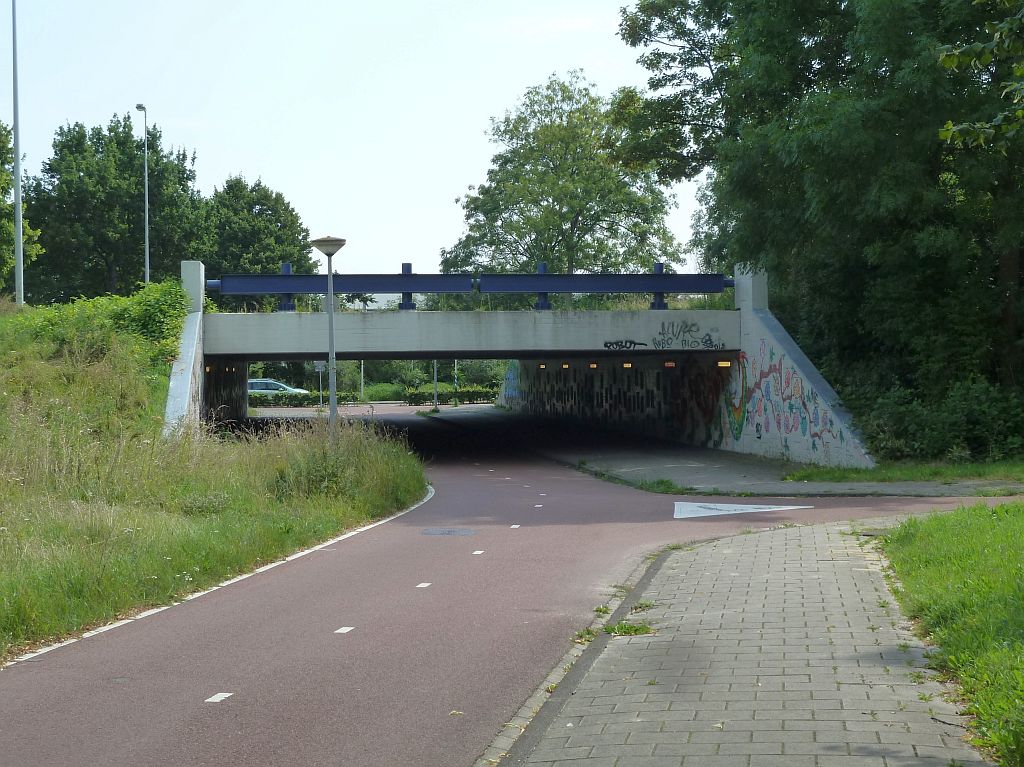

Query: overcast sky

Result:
[2,1,698,274]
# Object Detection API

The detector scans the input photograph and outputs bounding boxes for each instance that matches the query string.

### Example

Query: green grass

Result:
[882,503,1024,765]
[0,288,426,660]
[604,620,654,636]
[580,465,696,495]
[785,459,1024,484]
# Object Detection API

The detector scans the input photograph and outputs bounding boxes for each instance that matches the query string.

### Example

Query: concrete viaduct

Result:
[165,262,873,469]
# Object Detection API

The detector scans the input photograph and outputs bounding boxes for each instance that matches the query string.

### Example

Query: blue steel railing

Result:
[206,262,735,311]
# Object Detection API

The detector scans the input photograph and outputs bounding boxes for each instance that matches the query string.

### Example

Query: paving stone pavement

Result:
[520,519,993,767]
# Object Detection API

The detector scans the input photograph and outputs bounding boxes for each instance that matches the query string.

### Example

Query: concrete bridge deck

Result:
[203,310,740,361]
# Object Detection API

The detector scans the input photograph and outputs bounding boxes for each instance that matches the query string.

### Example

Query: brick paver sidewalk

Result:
[521,520,992,767]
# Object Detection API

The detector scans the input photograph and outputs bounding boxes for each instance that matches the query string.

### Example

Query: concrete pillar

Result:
[734,266,768,311]
[181,261,206,314]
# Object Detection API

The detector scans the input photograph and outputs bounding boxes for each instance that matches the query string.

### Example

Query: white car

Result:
[247,379,310,395]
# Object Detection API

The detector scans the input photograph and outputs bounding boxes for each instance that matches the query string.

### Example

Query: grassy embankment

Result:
[786,459,1024,485]
[882,504,1024,766]
[0,284,425,660]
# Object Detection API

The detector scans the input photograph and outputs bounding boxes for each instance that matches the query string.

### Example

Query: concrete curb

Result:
[475,547,675,766]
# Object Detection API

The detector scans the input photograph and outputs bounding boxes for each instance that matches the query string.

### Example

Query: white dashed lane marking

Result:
[205,693,234,703]
[473,550,484,555]
[534,504,543,508]
[334,626,355,634]
[510,525,521,529]
[416,582,432,588]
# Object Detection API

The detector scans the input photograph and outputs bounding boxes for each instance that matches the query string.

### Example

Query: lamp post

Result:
[135,103,150,283]
[12,0,24,305]
[310,236,347,436]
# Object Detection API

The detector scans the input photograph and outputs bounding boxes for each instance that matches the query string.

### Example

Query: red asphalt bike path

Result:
[0,414,992,767]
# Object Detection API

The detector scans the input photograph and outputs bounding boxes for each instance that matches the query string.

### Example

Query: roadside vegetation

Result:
[785,459,1024,485]
[0,285,425,660]
[882,504,1024,766]
[248,382,500,410]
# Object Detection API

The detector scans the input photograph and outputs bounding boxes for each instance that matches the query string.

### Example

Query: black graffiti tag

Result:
[603,340,649,351]
[652,320,700,350]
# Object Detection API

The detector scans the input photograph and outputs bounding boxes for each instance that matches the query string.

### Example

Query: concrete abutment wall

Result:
[500,271,874,468]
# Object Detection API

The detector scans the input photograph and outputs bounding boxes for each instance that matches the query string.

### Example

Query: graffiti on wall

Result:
[604,340,649,351]
[720,340,847,459]
[651,321,726,351]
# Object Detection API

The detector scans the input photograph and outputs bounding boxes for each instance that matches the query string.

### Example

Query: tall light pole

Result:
[135,103,150,283]
[12,0,24,305]
[310,236,347,436]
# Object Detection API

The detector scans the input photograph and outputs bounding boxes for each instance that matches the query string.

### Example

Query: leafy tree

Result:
[441,72,680,292]
[0,122,43,292]
[940,0,1024,147]
[343,292,376,311]
[610,0,732,182]
[25,115,205,302]
[203,177,314,310]
[616,0,1024,458]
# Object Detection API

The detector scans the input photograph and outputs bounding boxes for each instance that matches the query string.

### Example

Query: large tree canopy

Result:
[616,0,1024,459]
[940,0,1024,147]
[25,116,206,302]
[441,72,680,284]
[20,118,313,307]
[203,176,312,277]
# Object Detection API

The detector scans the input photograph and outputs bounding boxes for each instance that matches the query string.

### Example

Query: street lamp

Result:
[12,0,24,305]
[310,236,347,436]
[135,103,150,283]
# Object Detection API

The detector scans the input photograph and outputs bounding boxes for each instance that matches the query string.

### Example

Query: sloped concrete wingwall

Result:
[499,271,874,468]
[672,308,874,467]
[162,262,206,437]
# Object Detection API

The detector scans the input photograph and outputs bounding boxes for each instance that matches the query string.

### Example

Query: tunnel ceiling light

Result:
[622,362,633,369]
[538,363,547,369]
[718,360,732,368]
[561,363,570,369]
[588,362,598,369]
[664,361,677,369]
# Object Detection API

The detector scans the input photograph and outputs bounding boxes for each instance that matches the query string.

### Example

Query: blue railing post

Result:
[398,262,416,310]
[534,262,552,310]
[650,262,667,310]
[279,262,296,311]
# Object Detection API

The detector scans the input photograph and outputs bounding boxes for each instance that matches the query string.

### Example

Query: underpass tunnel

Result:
[500,352,739,448]
[203,356,247,423]
[202,349,740,460]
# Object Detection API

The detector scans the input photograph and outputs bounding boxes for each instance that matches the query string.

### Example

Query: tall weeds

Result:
[0,286,425,659]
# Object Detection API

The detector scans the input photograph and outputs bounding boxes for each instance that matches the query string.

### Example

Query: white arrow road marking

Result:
[205,693,233,703]
[673,502,814,519]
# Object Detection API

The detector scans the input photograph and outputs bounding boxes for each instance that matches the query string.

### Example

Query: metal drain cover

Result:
[421,527,475,536]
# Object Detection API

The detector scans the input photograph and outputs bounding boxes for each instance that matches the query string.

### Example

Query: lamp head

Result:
[310,236,347,257]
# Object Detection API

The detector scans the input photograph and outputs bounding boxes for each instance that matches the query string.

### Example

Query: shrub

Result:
[362,382,405,401]
[861,378,1024,461]
[404,384,499,406]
